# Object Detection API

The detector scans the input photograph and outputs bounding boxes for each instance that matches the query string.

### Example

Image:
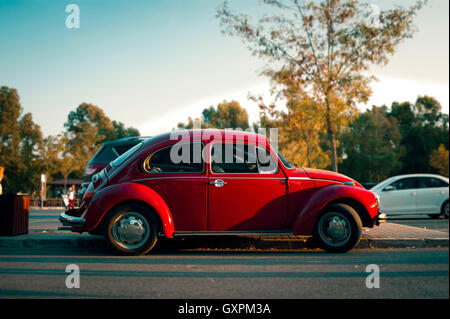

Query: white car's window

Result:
[418,177,449,188]
[387,178,417,191]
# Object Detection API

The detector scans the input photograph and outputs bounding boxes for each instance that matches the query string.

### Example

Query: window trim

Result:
[142,142,206,175]
[209,141,279,175]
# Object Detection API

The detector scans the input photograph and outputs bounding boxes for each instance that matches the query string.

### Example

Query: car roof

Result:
[101,136,152,146]
[142,129,270,149]
[371,173,449,190]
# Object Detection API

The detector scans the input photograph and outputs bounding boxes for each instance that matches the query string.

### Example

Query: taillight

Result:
[85,166,98,175]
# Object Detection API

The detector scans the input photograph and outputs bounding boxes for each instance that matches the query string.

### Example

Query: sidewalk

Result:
[0,222,448,251]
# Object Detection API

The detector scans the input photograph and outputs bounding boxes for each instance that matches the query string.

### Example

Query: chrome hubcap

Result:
[318,212,351,246]
[112,212,149,249]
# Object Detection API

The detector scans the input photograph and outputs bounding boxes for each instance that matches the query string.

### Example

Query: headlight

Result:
[374,193,381,207]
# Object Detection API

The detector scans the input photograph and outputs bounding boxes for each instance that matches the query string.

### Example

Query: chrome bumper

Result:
[374,212,387,226]
[59,211,86,227]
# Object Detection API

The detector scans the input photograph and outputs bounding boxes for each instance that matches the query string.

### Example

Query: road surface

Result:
[0,246,447,299]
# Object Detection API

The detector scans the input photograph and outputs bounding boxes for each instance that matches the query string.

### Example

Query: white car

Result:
[371,174,449,219]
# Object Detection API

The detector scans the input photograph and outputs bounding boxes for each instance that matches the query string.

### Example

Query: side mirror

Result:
[383,185,395,192]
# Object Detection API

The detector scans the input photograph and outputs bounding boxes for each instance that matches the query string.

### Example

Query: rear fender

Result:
[75,183,175,238]
[291,184,378,235]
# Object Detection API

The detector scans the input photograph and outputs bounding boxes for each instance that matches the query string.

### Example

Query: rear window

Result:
[418,177,449,188]
[113,143,139,156]
[91,145,117,163]
[110,142,143,167]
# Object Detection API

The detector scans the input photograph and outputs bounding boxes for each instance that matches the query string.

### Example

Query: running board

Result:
[172,230,294,237]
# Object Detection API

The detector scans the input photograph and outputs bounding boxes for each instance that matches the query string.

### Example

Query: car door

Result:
[139,142,208,231]
[207,141,288,231]
[380,177,418,215]
[416,177,449,214]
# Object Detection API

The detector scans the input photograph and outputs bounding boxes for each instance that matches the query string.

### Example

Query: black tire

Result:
[104,203,158,255]
[442,201,449,219]
[313,203,363,253]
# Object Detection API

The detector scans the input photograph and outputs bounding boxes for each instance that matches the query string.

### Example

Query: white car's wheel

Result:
[442,201,449,219]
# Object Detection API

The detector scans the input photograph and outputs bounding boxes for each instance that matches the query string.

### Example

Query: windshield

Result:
[278,151,295,169]
[110,142,143,167]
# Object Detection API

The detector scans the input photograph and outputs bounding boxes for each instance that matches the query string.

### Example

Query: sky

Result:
[0,0,448,137]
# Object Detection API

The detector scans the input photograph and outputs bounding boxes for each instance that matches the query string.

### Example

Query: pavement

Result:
[0,207,448,251]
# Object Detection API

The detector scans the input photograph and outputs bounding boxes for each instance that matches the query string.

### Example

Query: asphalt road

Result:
[0,247,447,299]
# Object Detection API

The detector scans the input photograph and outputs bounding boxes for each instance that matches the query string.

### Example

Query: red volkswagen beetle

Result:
[60,129,385,255]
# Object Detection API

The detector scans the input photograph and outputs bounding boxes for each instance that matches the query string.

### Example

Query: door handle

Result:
[209,179,227,188]
[411,192,416,196]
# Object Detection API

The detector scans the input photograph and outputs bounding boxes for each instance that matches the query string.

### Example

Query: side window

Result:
[257,146,278,173]
[211,143,258,174]
[418,177,449,188]
[389,178,417,190]
[143,143,204,174]
[211,143,277,174]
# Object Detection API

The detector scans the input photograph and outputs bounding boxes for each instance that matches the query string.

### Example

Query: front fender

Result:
[291,184,378,235]
[75,182,175,238]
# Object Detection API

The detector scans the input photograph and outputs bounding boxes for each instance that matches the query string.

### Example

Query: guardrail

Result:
[30,198,80,208]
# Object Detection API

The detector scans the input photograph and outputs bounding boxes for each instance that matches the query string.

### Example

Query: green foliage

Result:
[340,96,449,182]
[389,96,449,174]
[0,86,43,194]
[1,91,141,194]
[177,100,250,130]
[63,103,140,179]
[339,106,403,181]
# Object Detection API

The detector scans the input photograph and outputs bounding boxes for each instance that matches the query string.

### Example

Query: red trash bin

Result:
[0,195,29,236]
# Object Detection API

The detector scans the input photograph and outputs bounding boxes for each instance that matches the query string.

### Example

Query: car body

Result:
[370,174,449,218]
[60,129,384,254]
[84,136,151,181]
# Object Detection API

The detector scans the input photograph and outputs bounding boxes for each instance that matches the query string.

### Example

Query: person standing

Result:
[68,185,75,209]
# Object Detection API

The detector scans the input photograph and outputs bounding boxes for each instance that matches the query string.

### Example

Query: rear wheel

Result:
[313,203,363,253]
[104,203,158,255]
[442,201,449,219]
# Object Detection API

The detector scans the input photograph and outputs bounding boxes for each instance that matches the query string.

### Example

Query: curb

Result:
[0,234,448,251]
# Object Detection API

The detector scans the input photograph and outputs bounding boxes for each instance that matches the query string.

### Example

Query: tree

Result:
[251,73,330,168]
[340,106,402,182]
[64,103,140,176]
[429,144,449,177]
[388,96,449,174]
[217,0,424,171]
[177,100,250,129]
[0,86,43,194]
[58,133,81,190]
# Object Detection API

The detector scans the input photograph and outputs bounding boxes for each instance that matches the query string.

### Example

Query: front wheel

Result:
[104,204,158,255]
[313,203,363,253]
